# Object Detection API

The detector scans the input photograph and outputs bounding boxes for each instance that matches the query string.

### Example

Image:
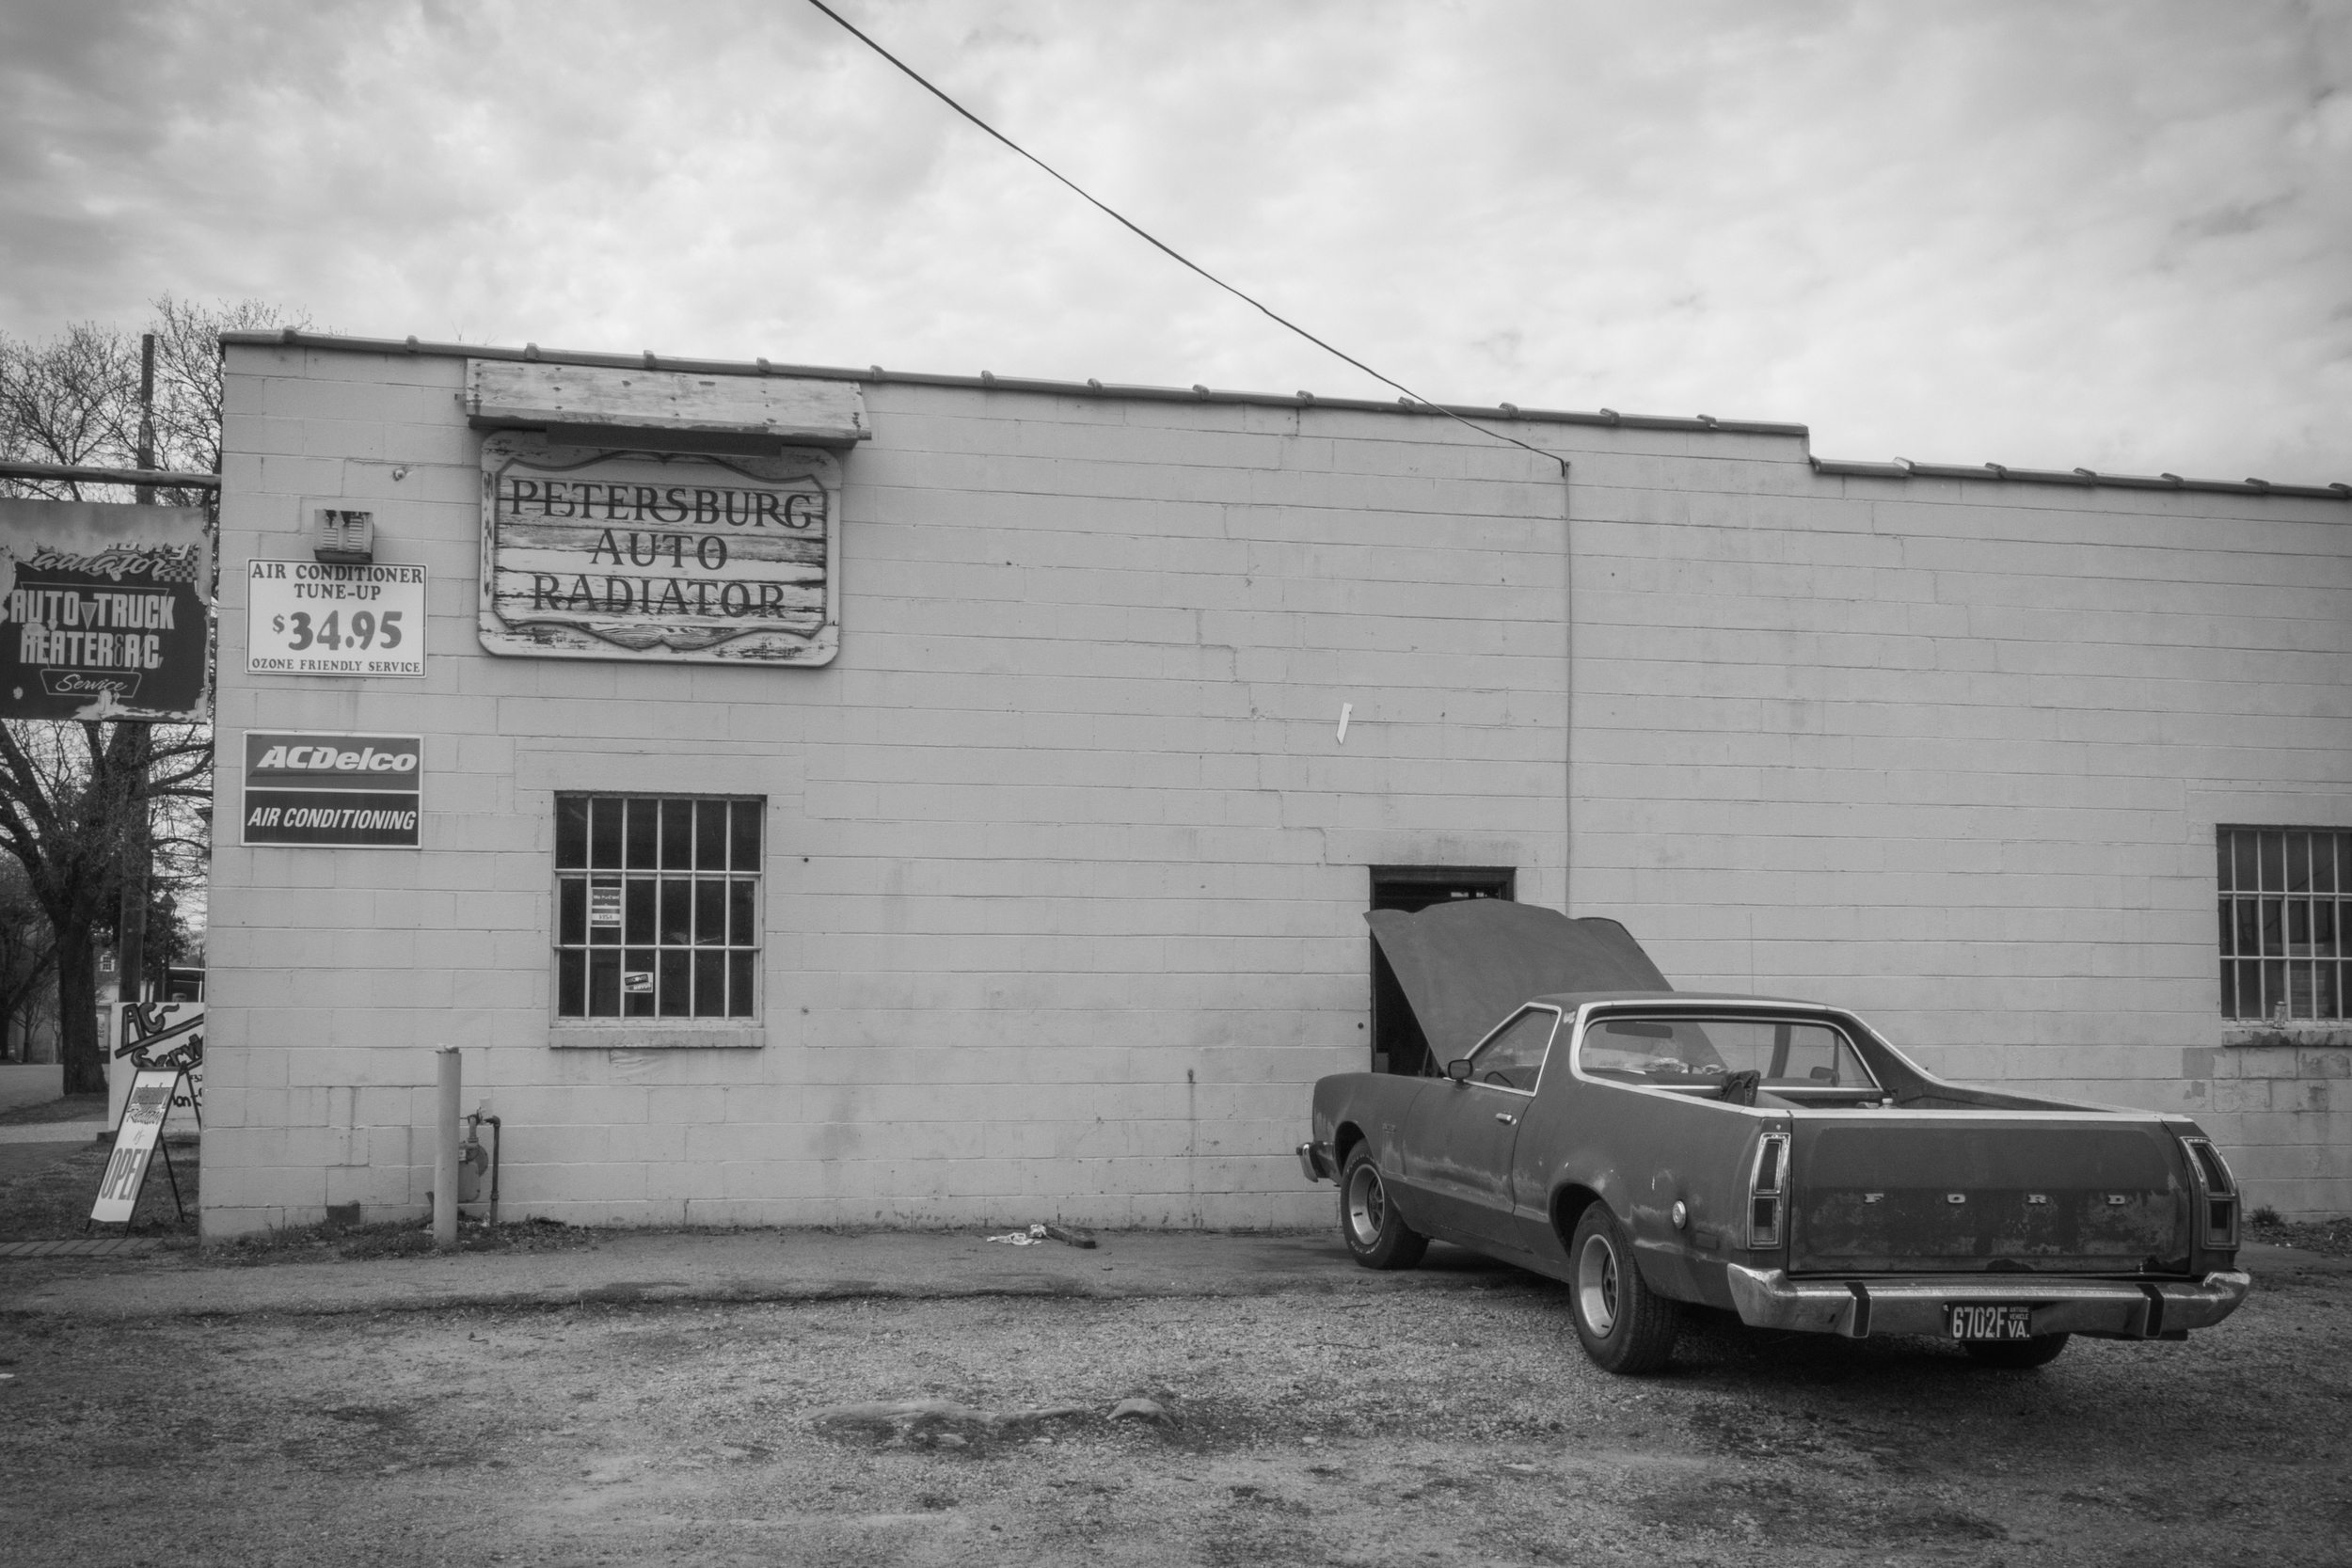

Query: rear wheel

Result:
[1340,1147,1426,1271]
[1567,1204,1680,1374]
[1963,1334,2070,1370]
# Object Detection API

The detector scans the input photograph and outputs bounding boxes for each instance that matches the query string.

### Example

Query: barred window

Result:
[2217,827,2346,1021]
[555,795,760,1020]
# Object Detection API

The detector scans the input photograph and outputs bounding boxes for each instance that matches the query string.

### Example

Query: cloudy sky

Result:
[3,0,2346,483]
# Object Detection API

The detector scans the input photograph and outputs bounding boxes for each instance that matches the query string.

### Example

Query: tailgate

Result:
[1789,1118,2191,1275]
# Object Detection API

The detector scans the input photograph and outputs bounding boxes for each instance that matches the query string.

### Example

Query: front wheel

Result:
[1567,1204,1680,1374]
[1339,1147,1426,1271]
[1963,1334,2070,1370]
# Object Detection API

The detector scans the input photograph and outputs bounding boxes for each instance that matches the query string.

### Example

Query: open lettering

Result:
[501,478,821,530]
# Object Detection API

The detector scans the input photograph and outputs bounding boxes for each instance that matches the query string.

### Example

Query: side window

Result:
[555,794,761,1021]
[1767,1022,1868,1086]
[1468,1008,1555,1091]
[2217,826,2346,1021]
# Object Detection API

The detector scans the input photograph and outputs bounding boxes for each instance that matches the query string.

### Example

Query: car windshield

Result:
[1578,1013,1879,1093]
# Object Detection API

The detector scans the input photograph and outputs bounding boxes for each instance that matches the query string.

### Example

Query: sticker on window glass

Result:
[590,883,622,927]
[622,971,654,994]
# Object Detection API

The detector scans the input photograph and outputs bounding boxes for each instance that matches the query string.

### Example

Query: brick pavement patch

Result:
[0,1238,161,1259]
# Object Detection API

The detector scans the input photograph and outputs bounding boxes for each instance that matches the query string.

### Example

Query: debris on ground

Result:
[2249,1212,2352,1258]
[985,1222,1099,1248]
[808,1398,1093,1447]
[985,1227,1045,1245]
[1108,1397,1168,1423]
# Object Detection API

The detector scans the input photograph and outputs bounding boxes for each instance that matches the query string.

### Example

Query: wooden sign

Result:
[477,436,840,665]
[0,499,211,721]
[91,1069,185,1227]
[466,360,869,448]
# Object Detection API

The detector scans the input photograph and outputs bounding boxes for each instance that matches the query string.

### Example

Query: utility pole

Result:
[117,333,157,1014]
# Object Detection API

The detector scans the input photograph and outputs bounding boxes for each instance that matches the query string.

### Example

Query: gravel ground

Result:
[3,1258,2346,1566]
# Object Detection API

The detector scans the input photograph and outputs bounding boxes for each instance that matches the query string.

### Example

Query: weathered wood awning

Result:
[465,359,869,453]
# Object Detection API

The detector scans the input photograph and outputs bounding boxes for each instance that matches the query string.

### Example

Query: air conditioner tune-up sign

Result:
[240,731,422,848]
[246,560,426,677]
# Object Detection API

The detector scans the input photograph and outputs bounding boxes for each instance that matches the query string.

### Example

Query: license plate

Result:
[1946,1304,2033,1340]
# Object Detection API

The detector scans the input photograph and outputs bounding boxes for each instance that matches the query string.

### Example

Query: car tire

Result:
[1567,1204,1680,1374]
[1339,1147,1427,1271]
[1963,1334,2070,1370]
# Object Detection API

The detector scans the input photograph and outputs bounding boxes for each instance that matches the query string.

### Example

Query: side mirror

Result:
[1445,1058,1472,1083]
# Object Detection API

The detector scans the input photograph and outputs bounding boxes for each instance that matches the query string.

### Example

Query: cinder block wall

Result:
[202,343,1574,1234]
[1568,463,2352,1216]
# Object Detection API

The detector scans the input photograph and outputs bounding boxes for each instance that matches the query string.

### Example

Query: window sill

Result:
[548,1024,765,1050]
[2222,1025,2349,1049]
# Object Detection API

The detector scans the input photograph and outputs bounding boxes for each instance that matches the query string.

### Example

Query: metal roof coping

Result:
[216,330,1808,440]
[224,332,2339,497]
[1810,454,2345,502]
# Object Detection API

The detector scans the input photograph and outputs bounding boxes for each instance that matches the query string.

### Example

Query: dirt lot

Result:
[4,1249,2348,1568]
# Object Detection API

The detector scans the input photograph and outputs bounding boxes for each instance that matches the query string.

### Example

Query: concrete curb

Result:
[0,1229,1541,1322]
[2239,1242,2352,1277]
[0,1121,109,1146]
[5,1230,2340,1323]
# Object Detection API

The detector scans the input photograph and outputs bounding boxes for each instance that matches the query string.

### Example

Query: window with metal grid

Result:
[2217,827,2346,1021]
[554,795,760,1020]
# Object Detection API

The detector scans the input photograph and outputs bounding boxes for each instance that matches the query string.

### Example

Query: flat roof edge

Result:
[216,329,1807,440]
[1812,454,2349,503]
[217,331,2341,495]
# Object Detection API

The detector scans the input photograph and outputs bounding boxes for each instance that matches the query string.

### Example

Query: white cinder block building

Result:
[199,332,2351,1234]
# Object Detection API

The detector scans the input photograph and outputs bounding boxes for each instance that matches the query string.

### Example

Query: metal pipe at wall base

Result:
[487,1115,501,1226]
[434,1047,460,1249]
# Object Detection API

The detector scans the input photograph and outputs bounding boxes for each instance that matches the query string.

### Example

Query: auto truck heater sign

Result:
[0,498,211,721]
[241,732,422,848]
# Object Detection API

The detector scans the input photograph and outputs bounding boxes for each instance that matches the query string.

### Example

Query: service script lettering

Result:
[477,436,840,666]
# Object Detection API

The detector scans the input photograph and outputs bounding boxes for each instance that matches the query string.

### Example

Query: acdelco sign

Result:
[248,740,421,778]
[241,731,422,848]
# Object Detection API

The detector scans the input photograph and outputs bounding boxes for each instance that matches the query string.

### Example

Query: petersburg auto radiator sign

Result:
[239,732,422,848]
[0,499,211,721]
[477,435,840,666]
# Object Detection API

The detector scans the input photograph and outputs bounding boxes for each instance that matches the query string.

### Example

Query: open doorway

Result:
[1367,865,1515,1076]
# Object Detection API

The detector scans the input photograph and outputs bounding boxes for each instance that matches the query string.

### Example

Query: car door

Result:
[1513,1006,1788,1300]
[1400,1006,1559,1250]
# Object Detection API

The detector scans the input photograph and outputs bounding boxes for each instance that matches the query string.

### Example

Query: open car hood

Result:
[1365,901,1671,1068]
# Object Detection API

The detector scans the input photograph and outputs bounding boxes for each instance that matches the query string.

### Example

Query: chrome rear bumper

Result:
[1724,1265,2252,1340]
[1296,1141,1333,1183]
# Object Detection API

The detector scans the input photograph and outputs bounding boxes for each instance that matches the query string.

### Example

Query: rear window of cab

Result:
[1579,1013,1880,1096]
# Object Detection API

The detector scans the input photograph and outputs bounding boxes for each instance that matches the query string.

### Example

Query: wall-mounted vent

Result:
[314,508,374,564]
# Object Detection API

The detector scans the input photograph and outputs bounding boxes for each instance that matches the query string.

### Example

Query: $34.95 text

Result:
[272,610,404,652]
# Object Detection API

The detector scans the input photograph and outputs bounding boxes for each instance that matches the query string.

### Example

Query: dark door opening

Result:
[1368,865,1516,1076]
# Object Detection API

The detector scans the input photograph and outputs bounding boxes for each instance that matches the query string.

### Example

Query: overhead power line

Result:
[802,0,1565,473]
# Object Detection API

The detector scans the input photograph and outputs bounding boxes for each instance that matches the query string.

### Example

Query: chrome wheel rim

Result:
[1345,1164,1387,1248]
[1578,1231,1620,1337]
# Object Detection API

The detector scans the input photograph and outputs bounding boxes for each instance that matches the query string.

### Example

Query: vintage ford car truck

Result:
[1299,901,2250,1373]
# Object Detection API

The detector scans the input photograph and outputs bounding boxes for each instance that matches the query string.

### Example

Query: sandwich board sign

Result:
[108,999,204,1133]
[90,1068,188,1227]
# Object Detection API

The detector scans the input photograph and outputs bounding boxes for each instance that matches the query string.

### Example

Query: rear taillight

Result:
[2179,1135,2238,1249]
[1749,1132,1789,1250]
